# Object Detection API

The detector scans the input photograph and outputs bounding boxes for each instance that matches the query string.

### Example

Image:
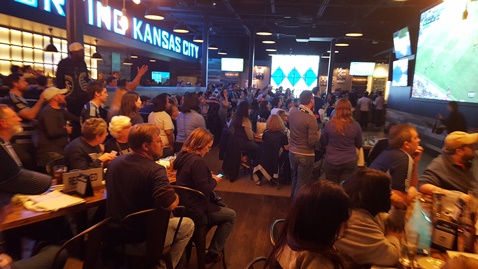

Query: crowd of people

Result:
[0,41,476,268]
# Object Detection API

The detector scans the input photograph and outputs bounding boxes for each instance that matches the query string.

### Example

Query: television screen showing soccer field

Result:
[393,27,412,59]
[412,1,478,103]
[270,55,320,92]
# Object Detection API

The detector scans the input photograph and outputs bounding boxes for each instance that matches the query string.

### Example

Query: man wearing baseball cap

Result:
[36,87,79,167]
[419,131,478,195]
[56,42,90,139]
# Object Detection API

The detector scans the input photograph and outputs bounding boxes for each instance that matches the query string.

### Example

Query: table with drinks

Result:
[1,158,178,232]
[397,190,478,268]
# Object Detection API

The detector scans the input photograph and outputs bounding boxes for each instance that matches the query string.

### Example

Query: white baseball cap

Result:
[68,42,84,52]
[43,87,69,101]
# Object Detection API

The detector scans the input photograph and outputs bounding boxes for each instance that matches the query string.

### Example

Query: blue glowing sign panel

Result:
[15,0,200,59]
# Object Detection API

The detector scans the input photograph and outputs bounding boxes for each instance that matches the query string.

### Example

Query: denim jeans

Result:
[324,160,357,185]
[123,217,195,268]
[289,152,316,199]
[208,207,236,255]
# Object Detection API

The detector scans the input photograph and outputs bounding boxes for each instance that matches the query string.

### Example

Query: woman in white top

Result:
[148,93,175,157]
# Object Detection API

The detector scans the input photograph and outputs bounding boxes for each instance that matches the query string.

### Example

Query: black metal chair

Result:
[120,208,177,269]
[172,185,227,269]
[243,256,268,269]
[270,219,285,247]
[52,217,111,269]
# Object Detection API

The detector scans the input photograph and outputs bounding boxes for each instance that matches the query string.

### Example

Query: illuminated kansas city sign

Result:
[14,0,200,59]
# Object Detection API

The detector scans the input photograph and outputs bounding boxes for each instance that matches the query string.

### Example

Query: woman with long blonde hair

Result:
[322,98,362,184]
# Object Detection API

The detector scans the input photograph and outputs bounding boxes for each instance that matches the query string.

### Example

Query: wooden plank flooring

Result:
[183,191,290,269]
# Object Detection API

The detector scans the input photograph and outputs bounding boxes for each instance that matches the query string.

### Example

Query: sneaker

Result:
[205,251,222,264]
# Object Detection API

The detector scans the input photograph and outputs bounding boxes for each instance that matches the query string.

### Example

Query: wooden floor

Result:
[183,191,290,269]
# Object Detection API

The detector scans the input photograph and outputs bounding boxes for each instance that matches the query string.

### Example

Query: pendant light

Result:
[44,28,58,52]
[91,39,103,60]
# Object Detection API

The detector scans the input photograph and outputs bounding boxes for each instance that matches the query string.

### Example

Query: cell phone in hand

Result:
[110,150,118,156]
[216,173,223,178]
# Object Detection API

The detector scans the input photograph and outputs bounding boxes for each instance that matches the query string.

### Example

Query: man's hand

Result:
[391,190,410,209]
[98,152,116,163]
[137,65,148,77]
[212,174,223,183]
[412,145,424,163]
[65,125,73,134]
[0,253,12,268]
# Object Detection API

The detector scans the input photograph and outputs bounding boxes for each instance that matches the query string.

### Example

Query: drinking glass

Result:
[432,191,445,222]
[53,165,67,185]
[399,230,420,268]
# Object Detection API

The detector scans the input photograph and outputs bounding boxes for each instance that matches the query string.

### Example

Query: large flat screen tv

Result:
[151,71,170,84]
[349,62,376,76]
[393,27,412,59]
[221,58,244,72]
[412,1,478,103]
[270,55,320,93]
[392,59,408,86]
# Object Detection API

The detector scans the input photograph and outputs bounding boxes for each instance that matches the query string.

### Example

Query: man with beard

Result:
[56,42,91,138]
[36,87,79,167]
[419,131,478,195]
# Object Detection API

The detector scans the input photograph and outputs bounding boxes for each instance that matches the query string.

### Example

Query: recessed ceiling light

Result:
[336,42,349,47]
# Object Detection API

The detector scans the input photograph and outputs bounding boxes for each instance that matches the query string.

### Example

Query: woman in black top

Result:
[174,128,236,263]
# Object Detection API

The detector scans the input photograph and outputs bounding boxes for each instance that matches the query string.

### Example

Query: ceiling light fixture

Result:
[130,55,138,59]
[265,48,277,52]
[119,0,128,31]
[193,34,204,43]
[208,43,219,50]
[44,28,58,52]
[91,39,103,60]
[322,54,330,59]
[336,42,350,47]
[144,7,164,20]
[123,57,133,65]
[218,49,228,55]
[149,59,157,62]
[256,25,272,36]
[132,0,140,4]
[327,50,339,53]
[173,22,189,33]
[345,25,363,37]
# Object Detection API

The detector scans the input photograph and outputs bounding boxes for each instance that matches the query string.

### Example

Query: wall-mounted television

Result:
[221,58,244,72]
[393,27,412,59]
[270,55,320,93]
[392,59,408,86]
[151,71,170,84]
[349,62,376,76]
[412,1,478,103]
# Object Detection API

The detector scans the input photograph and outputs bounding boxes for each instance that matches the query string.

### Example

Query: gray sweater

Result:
[288,105,319,156]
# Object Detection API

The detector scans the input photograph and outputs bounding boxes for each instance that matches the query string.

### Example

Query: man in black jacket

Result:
[438,101,467,134]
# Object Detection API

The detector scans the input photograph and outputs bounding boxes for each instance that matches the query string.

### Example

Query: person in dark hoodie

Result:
[173,127,236,264]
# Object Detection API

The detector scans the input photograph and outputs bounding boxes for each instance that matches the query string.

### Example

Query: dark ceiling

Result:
[125,0,439,62]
